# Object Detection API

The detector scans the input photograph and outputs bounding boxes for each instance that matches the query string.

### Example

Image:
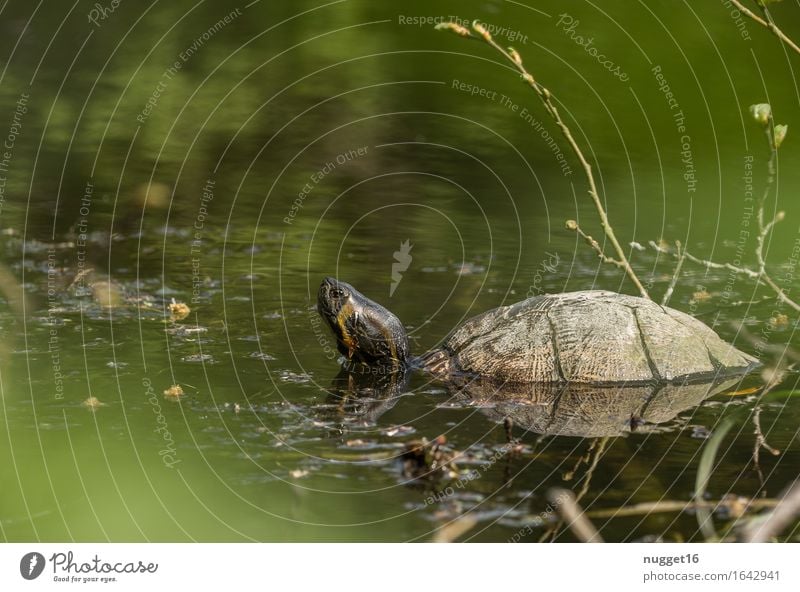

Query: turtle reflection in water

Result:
[316,277,760,436]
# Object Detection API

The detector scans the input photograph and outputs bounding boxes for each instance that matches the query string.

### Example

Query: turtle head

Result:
[317,277,409,368]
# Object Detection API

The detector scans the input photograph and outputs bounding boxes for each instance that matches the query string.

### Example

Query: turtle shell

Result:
[427,291,758,384]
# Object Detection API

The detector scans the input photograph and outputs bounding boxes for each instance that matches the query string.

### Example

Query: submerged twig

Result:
[576,437,608,501]
[432,514,479,543]
[547,488,603,543]
[752,405,781,493]
[743,480,800,542]
[753,404,781,459]
[540,437,608,542]
[436,21,649,299]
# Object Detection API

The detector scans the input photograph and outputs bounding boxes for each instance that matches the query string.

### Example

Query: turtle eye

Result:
[330,287,345,299]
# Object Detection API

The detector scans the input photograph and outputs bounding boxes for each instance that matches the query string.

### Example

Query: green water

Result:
[1,0,799,542]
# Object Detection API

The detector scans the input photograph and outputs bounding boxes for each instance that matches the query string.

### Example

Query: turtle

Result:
[316,277,760,386]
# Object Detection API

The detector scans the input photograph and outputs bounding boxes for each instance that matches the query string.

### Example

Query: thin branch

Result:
[566,220,625,270]
[436,21,649,299]
[752,404,781,480]
[751,119,798,312]
[649,241,760,280]
[576,437,608,501]
[661,241,686,306]
[752,406,770,494]
[649,233,800,313]
[728,0,800,56]
[645,99,798,313]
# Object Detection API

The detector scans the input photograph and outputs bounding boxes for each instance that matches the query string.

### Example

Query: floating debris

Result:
[289,469,309,479]
[279,370,311,384]
[769,313,789,329]
[168,299,191,321]
[401,436,458,481]
[690,289,712,304]
[725,386,761,397]
[455,262,486,276]
[91,279,123,308]
[134,182,171,209]
[82,396,105,410]
[163,384,185,398]
[383,425,415,438]
[182,353,214,364]
[717,494,751,520]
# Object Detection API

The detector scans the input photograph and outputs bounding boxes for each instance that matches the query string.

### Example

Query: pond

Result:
[1,0,799,542]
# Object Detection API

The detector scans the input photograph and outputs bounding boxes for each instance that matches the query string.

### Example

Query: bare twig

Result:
[645,99,799,312]
[586,497,780,520]
[547,488,604,543]
[649,241,759,280]
[752,405,781,489]
[751,117,799,313]
[562,437,596,482]
[753,405,781,464]
[576,437,608,501]
[728,0,800,56]
[436,21,649,299]
[566,220,625,270]
[661,241,686,306]
[647,115,800,316]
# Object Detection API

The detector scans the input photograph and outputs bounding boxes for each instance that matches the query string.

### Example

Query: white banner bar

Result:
[0,543,797,591]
